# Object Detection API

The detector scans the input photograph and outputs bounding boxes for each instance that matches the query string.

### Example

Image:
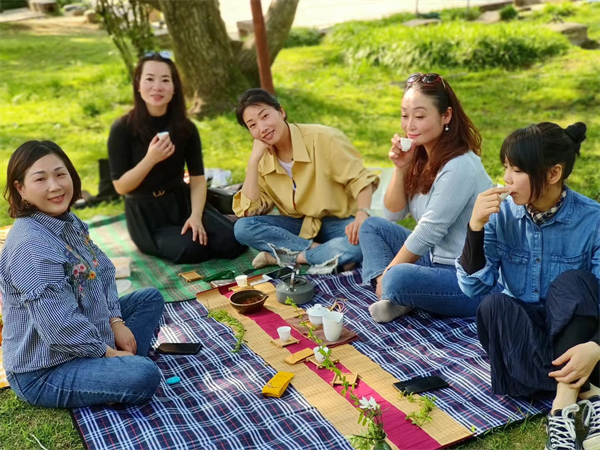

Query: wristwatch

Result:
[358,208,371,217]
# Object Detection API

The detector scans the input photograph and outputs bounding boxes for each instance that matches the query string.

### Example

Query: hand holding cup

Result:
[389,134,415,170]
[469,186,510,232]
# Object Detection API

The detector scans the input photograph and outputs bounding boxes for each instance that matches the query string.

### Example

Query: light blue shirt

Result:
[0,212,120,373]
[384,151,492,265]
[456,187,600,302]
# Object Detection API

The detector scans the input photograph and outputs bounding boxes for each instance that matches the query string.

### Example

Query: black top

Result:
[459,224,486,275]
[107,114,204,195]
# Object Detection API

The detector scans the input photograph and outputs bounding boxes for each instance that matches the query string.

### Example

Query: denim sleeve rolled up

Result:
[0,212,120,373]
[456,188,600,302]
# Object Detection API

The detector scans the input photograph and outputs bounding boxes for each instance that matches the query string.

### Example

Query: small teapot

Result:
[306,303,327,325]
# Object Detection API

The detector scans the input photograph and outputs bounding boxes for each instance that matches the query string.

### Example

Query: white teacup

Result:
[497,184,509,201]
[400,137,414,152]
[235,275,248,287]
[277,326,291,342]
[157,131,169,139]
[313,346,329,363]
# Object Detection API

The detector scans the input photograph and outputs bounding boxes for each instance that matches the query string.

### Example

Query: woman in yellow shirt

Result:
[233,89,379,273]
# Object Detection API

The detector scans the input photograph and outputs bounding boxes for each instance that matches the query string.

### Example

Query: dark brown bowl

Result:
[230,290,268,314]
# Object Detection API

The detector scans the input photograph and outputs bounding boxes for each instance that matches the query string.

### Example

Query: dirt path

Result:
[0,15,102,35]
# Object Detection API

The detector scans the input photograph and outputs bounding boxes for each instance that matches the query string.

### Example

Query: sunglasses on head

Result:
[144,50,173,60]
[407,72,446,89]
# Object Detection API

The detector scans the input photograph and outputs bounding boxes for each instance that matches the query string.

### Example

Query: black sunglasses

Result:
[407,72,446,90]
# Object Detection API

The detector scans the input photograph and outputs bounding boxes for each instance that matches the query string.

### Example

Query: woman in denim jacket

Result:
[456,122,600,450]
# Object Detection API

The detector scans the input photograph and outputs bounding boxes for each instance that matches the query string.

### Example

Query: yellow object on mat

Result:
[262,371,294,398]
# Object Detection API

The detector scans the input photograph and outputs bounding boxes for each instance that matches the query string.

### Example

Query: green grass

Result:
[1,3,599,448]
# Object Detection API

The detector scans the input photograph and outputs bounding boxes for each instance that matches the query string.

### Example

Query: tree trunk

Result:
[237,0,300,87]
[158,0,249,116]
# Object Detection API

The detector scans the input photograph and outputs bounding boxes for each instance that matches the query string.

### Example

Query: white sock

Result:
[369,300,413,323]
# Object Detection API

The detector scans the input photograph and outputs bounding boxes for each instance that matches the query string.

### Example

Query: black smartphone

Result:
[264,267,294,280]
[155,343,203,355]
[393,375,449,394]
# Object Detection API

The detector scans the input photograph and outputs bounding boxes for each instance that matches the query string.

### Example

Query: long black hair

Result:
[126,53,191,142]
[500,122,586,202]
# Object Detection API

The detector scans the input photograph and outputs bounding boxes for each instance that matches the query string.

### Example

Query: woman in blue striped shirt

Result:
[0,141,164,408]
[359,73,492,322]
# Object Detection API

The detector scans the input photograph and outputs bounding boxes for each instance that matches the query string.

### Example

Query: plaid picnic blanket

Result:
[71,269,552,450]
[72,300,353,450]
[310,270,552,435]
[87,215,273,302]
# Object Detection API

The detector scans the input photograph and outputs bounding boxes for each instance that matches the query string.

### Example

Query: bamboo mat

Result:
[197,282,472,448]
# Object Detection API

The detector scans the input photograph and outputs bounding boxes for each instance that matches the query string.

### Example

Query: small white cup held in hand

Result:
[400,137,414,152]
[497,184,509,201]
[235,275,248,287]
[277,326,291,342]
[157,131,169,140]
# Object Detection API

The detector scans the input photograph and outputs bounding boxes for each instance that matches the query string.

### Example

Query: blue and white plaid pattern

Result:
[71,269,552,449]
[73,300,353,450]
[0,212,120,373]
[311,271,552,435]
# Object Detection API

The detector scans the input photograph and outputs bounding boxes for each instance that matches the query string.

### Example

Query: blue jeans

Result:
[359,217,484,317]
[234,215,362,269]
[7,288,164,408]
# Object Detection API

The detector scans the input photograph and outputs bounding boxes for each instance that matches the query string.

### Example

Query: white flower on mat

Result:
[358,396,378,410]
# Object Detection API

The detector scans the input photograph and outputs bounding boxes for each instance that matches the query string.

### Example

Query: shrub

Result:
[329,22,570,72]
[544,2,576,18]
[499,5,519,21]
[439,7,482,22]
[284,28,323,48]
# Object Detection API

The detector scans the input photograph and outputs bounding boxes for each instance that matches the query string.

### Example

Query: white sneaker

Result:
[581,396,600,450]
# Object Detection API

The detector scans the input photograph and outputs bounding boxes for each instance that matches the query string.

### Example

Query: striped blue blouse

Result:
[383,151,493,265]
[0,212,120,373]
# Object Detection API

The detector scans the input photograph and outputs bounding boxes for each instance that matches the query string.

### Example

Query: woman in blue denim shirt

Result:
[0,141,164,408]
[456,123,600,450]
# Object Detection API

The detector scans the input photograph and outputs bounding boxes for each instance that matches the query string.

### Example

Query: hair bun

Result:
[564,122,586,154]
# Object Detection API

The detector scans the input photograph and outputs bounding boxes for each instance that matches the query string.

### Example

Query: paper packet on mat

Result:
[262,372,294,398]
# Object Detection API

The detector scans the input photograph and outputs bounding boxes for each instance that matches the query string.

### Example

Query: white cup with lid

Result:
[307,303,327,325]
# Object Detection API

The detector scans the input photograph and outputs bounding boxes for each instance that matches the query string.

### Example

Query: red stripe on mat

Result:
[221,288,441,450]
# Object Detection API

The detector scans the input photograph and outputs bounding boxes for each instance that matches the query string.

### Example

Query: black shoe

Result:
[546,404,581,450]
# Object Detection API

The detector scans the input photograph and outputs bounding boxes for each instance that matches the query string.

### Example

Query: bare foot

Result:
[375,275,383,299]
[342,262,356,272]
[252,251,277,269]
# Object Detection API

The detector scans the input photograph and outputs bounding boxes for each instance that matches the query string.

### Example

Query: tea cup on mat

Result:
[322,312,344,342]
[235,274,248,287]
[306,303,327,325]
[277,326,291,342]
[313,346,329,363]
